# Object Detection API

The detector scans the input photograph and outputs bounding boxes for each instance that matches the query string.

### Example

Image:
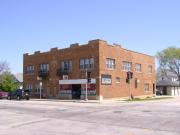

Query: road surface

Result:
[0,98,180,135]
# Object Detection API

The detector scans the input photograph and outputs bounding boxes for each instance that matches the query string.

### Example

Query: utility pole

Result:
[127,71,133,100]
[40,82,42,99]
[128,79,131,100]
[85,68,88,101]
[37,76,42,99]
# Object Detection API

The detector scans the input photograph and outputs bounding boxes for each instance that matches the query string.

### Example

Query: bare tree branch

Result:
[0,61,9,75]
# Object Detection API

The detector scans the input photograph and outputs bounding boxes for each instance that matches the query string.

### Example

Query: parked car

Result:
[0,91,8,99]
[7,89,30,100]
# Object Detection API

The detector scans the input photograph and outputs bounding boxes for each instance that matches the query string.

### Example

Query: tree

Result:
[156,47,180,85]
[0,72,19,92]
[0,61,9,75]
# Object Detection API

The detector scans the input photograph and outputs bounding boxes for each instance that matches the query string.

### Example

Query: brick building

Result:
[23,39,156,100]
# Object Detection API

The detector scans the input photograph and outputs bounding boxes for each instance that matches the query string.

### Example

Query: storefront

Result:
[59,79,96,99]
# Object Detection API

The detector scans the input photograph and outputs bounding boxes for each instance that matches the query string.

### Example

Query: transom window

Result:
[61,60,72,71]
[80,58,94,69]
[106,58,115,69]
[135,63,141,72]
[122,61,132,71]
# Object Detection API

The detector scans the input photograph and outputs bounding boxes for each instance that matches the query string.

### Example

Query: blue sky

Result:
[0,0,180,73]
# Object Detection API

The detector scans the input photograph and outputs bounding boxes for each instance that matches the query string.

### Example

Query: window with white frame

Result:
[89,58,94,68]
[106,58,115,70]
[26,65,34,74]
[148,65,152,73]
[122,61,132,71]
[80,59,84,69]
[80,58,94,69]
[144,83,150,91]
[135,63,141,72]
[85,58,89,69]
[40,64,49,71]
[61,60,72,71]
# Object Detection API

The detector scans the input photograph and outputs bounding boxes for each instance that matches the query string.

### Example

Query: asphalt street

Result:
[0,97,180,135]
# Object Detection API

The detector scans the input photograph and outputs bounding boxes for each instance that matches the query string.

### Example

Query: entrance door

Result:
[163,87,167,95]
[72,84,81,99]
[153,83,155,94]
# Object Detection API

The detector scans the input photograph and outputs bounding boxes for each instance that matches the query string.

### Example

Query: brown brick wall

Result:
[23,40,100,98]
[98,41,156,99]
[23,39,155,100]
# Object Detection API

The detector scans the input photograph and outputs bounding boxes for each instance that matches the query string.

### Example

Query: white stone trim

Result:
[59,78,96,84]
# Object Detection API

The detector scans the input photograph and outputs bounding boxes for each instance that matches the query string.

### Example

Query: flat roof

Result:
[24,39,154,58]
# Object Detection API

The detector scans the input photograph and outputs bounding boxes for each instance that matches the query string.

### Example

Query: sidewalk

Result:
[30,96,174,104]
[30,98,127,104]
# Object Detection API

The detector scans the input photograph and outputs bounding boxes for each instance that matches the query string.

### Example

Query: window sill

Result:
[80,68,94,71]
[122,70,132,72]
[135,71,142,73]
[106,68,115,71]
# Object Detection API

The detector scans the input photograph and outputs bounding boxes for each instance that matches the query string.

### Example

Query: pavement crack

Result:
[11,119,51,128]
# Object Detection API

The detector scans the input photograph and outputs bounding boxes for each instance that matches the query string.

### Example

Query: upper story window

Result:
[40,64,49,71]
[116,77,120,83]
[80,58,94,69]
[144,83,150,91]
[61,60,72,71]
[135,63,141,72]
[106,58,115,70]
[25,65,34,74]
[122,61,132,71]
[148,65,152,73]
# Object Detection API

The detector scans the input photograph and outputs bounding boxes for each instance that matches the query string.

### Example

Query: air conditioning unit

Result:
[63,75,68,80]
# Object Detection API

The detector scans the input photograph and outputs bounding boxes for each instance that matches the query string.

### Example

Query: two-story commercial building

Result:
[23,39,156,100]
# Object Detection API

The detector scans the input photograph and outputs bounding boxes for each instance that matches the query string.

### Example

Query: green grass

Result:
[126,96,173,102]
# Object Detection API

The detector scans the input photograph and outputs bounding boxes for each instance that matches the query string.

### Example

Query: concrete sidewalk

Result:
[30,95,174,104]
[31,96,173,103]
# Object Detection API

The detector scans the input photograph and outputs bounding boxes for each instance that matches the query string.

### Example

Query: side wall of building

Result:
[98,41,156,99]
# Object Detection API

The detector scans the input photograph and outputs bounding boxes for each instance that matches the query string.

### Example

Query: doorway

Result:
[162,87,167,95]
[72,84,81,99]
[153,83,155,94]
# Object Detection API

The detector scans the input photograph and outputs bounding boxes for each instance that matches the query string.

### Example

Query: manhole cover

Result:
[56,109,67,112]
[16,112,24,114]
[0,107,6,109]
[142,110,151,112]
[114,111,123,113]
